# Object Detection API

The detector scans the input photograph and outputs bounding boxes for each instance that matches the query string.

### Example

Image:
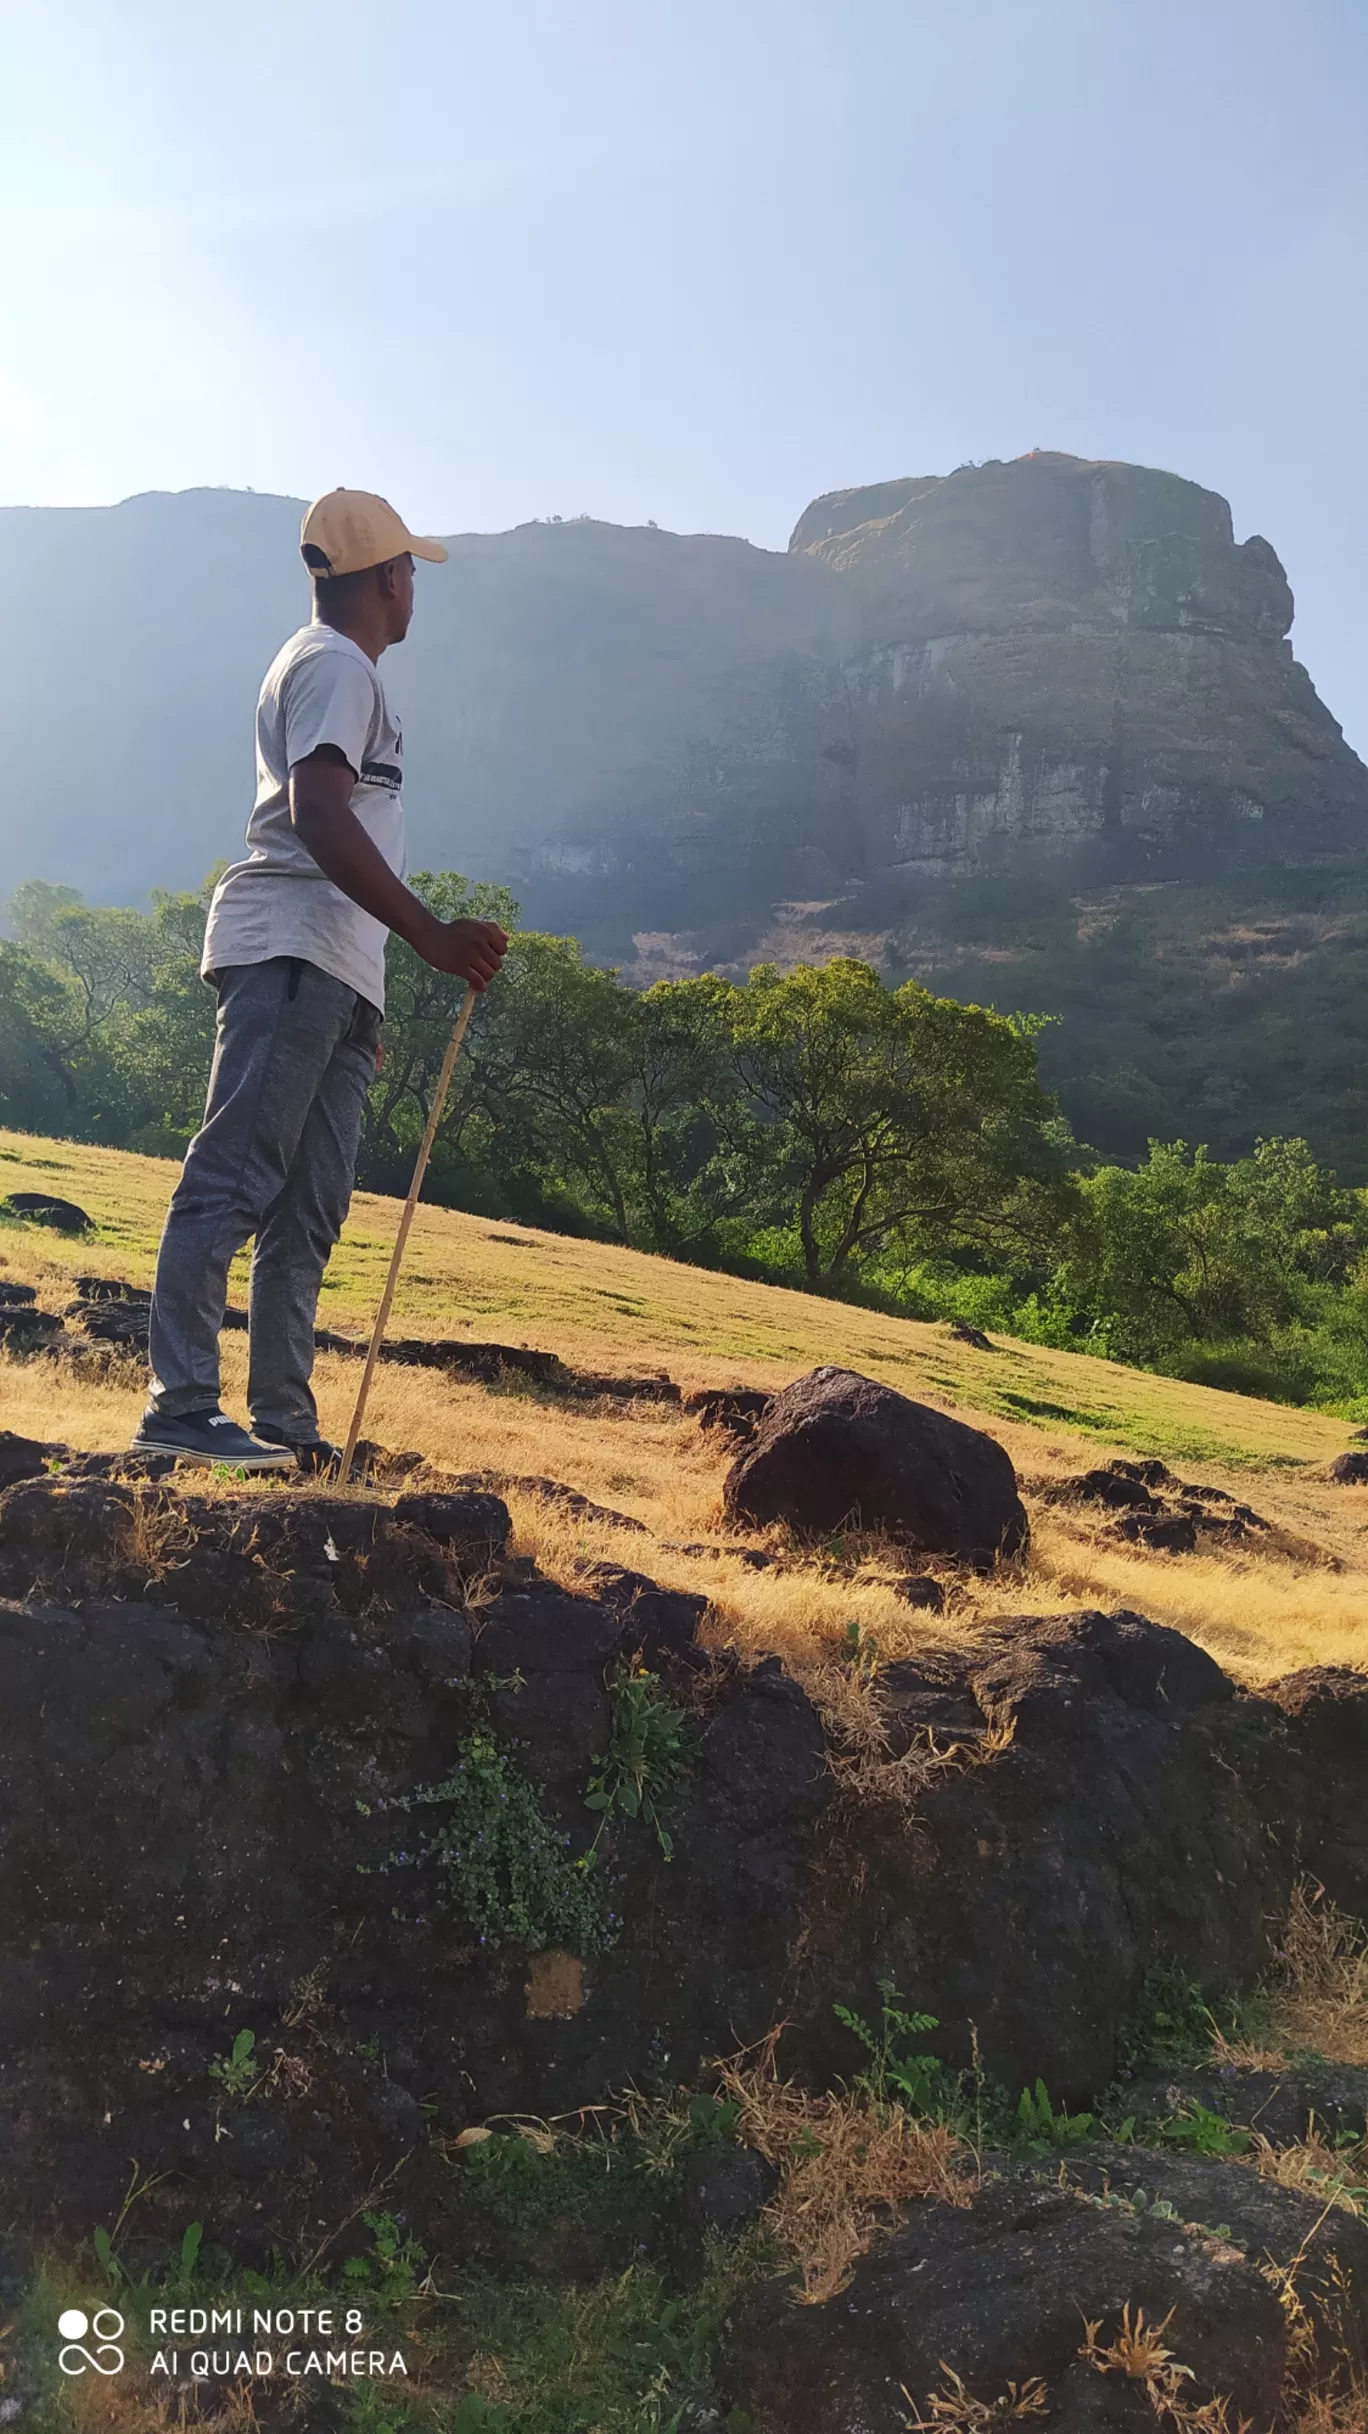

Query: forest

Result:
[3,872,1367,1418]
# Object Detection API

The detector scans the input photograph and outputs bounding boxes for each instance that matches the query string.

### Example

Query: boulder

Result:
[1122,2059,1368,2147]
[891,1573,947,1611]
[1,1191,92,1232]
[723,1366,1027,1565]
[0,1476,502,1623]
[0,1430,57,1490]
[723,2148,1368,2432]
[0,1306,62,1345]
[392,1488,513,1569]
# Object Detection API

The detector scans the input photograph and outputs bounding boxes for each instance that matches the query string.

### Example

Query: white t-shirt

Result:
[201,622,405,1012]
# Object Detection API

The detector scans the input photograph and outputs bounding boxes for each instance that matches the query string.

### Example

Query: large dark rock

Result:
[0,1477,482,1623]
[785,1608,1285,2103]
[1,1191,92,1231]
[1123,2059,1368,2147]
[723,2148,1368,2432]
[0,1305,63,1345]
[724,1365,1027,1565]
[0,1429,57,1489]
[4,1473,1368,2271]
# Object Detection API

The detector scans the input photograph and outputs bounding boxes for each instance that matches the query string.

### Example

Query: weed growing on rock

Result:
[901,2364,1049,2427]
[1078,2304,1244,2432]
[834,1983,953,2116]
[585,1664,694,1858]
[1249,2125,1368,2215]
[717,2026,973,2303]
[1012,2079,1096,2149]
[1259,1879,1368,2064]
[1159,2101,1251,2158]
[340,2209,429,2308]
[401,1734,606,1954]
[1118,1966,1219,2074]
[207,2028,259,2100]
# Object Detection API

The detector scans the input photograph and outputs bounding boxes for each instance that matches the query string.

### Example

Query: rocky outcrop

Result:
[723,1365,1028,1564]
[6,460,1364,945]
[724,2150,1368,2432]
[785,451,1368,895]
[5,1462,1368,2267]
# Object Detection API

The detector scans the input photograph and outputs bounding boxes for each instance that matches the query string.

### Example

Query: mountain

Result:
[4,454,1367,1169]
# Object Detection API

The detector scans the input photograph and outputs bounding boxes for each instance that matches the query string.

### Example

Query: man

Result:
[134,487,508,1470]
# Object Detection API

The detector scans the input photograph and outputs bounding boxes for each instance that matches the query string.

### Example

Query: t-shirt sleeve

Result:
[282,650,377,778]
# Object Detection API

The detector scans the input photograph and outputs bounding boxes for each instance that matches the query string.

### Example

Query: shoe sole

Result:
[129,1439,295,1472]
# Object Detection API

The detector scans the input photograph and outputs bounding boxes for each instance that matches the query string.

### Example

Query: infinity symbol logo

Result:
[58,2306,126,2375]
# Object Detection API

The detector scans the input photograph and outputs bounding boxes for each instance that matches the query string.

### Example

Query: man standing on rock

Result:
[134,488,508,1472]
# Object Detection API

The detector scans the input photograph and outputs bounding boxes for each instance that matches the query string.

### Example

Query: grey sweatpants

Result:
[147,957,381,1437]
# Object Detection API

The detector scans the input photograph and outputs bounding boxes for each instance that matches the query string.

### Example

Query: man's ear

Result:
[376,558,401,599]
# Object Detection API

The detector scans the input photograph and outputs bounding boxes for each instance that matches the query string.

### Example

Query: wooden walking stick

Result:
[340,981,476,1480]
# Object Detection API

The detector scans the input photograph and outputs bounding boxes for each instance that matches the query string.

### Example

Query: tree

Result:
[713,960,1075,1287]
[468,933,645,1241]
[1054,1137,1366,1364]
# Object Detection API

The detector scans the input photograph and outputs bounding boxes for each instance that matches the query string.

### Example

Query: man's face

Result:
[385,553,416,642]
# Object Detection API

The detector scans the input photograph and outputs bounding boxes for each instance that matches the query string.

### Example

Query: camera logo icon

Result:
[58,2307,126,2375]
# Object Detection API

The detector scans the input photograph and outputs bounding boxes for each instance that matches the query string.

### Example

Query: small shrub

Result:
[585,1665,693,1859]
[208,2027,260,2099]
[834,1983,956,2118]
[717,2026,972,2304]
[399,1734,605,1954]
[1158,2101,1250,2158]
[1013,2080,1095,2150]
[340,2210,427,2309]
[1118,1967,1216,2074]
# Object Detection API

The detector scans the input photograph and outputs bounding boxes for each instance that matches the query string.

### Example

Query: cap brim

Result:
[409,535,449,564]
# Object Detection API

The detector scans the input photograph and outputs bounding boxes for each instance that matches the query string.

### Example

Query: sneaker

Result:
[131,1409,296,1471]
[252,1425,344,1477]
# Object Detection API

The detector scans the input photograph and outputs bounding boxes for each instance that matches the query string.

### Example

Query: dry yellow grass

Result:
[1238,1882,1368,2069]
[716,2029,974,2305]
[3,1126,1368,1688]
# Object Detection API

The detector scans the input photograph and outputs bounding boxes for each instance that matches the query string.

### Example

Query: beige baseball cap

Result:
[299,488,449,577]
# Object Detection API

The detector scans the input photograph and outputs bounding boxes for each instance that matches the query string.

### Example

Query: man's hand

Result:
[413,914,509,991]
[289,751,510,991]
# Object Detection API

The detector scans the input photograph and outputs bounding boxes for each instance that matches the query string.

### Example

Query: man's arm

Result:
[290,747,507,988]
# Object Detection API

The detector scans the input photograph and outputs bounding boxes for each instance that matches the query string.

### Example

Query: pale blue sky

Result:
[2,0,1366,745]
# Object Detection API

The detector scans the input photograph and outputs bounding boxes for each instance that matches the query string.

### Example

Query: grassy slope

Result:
[3,1127,1367,1687]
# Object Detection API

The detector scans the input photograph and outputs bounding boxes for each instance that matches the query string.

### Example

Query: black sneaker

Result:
[131,1409,296,1471]
[252,1426,345,1477]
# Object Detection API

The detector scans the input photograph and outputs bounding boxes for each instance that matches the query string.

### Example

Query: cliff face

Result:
[784,452,1367,893]
[0,455,1363,941]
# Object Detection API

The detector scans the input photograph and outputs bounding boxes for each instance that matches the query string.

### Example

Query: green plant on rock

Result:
[1117,1966,1217,2073]
[1157,2100,1251,2157]
[1012,2079,1096,2150]
[340,2210,428,2309]
[585,1664,694,1859]
[834,1983,956,2117]
[406,1733,605,1954]
[208,2028,260,2100]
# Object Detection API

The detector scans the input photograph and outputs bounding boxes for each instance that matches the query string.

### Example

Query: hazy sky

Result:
[3,0,1366,745]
